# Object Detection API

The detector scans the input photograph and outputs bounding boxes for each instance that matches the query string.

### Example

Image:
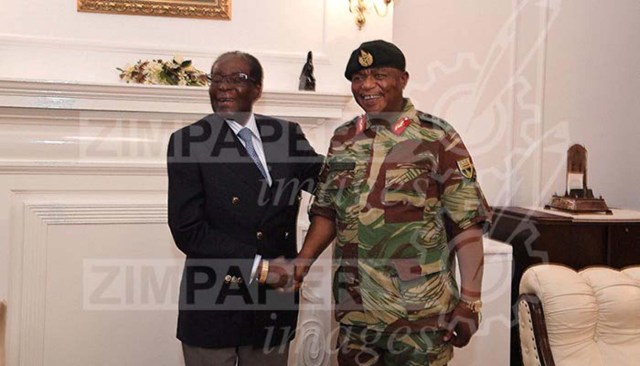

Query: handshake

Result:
[256,256,312,291]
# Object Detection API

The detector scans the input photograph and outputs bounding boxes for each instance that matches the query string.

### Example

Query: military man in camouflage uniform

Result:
[295,40,492,365]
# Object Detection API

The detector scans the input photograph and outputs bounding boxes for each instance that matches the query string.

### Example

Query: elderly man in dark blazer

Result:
[167,51,322,366]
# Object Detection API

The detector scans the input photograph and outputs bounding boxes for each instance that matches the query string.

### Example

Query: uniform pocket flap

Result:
[391,258,446,281]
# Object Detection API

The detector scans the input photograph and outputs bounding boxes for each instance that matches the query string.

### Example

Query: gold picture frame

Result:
[77,0,231,20]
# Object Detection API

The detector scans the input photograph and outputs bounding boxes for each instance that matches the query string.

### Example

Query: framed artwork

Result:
[77,0,231,20]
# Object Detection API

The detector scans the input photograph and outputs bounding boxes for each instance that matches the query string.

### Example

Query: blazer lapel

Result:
[257,116,307,226]
[257,116,289,186]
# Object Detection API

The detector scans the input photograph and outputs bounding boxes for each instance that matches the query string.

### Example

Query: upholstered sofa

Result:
[518,264,640,366]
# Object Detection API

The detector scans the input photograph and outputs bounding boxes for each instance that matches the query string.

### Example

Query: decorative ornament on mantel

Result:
[117,56,208,86]
[298,51,316,91]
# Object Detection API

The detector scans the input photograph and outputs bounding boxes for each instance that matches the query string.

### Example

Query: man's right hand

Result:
[293,257,314,287]
[443,301,480,347]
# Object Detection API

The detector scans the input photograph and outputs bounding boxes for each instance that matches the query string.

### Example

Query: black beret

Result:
[344,40,406,80]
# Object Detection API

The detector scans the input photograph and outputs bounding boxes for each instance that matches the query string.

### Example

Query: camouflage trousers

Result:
[336,325,453,366]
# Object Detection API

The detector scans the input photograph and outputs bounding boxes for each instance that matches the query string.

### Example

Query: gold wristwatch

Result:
[459,298,483,313]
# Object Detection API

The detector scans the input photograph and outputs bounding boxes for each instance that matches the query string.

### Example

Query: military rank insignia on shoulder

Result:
[391,116,411,136]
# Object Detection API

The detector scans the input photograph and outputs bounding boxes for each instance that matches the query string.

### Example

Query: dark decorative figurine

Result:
[299,51,316,91]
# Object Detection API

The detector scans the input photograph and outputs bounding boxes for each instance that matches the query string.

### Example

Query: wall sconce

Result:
[349,0,393,30]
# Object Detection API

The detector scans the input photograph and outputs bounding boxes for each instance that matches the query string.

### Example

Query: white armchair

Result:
[518,264,640,366]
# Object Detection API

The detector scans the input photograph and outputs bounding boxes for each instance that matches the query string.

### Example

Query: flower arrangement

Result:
[117,56,208,86]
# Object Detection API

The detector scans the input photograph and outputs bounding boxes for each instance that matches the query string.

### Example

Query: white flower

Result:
[148,61,163,74]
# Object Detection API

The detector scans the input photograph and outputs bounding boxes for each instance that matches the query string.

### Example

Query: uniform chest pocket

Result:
[383,167,432,223]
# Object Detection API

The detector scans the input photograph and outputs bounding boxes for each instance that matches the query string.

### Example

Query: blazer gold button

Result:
[232,197,240,205]
[224,275,232,284]
[284,232,290,239]
[256,231,264,240]
[237,277,244,284]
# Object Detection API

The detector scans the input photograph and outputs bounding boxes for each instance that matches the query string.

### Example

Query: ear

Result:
[253,82,263,101]
[400,71,409,89]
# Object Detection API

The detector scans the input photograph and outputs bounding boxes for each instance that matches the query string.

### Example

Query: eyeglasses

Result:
[207,72,257,86]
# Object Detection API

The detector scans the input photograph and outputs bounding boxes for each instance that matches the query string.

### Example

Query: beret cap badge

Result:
[358,50,373,67]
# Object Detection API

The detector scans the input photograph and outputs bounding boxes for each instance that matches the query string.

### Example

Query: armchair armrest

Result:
[518,294,555,366]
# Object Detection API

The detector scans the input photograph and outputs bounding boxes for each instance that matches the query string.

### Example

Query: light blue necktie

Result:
[237,128,269,180]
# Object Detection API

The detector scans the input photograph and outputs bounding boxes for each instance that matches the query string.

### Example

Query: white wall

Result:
[394,0,640,210]
[393,0,516,208]
[541,0,640,210]
[0,0,391,95]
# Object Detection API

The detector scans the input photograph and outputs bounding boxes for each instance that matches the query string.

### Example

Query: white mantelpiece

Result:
[0,79,351,120]
[0,79,351,177]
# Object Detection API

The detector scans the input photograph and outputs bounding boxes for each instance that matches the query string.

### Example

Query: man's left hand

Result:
[443,302,480,348]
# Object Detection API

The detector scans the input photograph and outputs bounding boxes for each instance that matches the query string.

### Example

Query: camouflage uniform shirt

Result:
[310,99,492,333]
